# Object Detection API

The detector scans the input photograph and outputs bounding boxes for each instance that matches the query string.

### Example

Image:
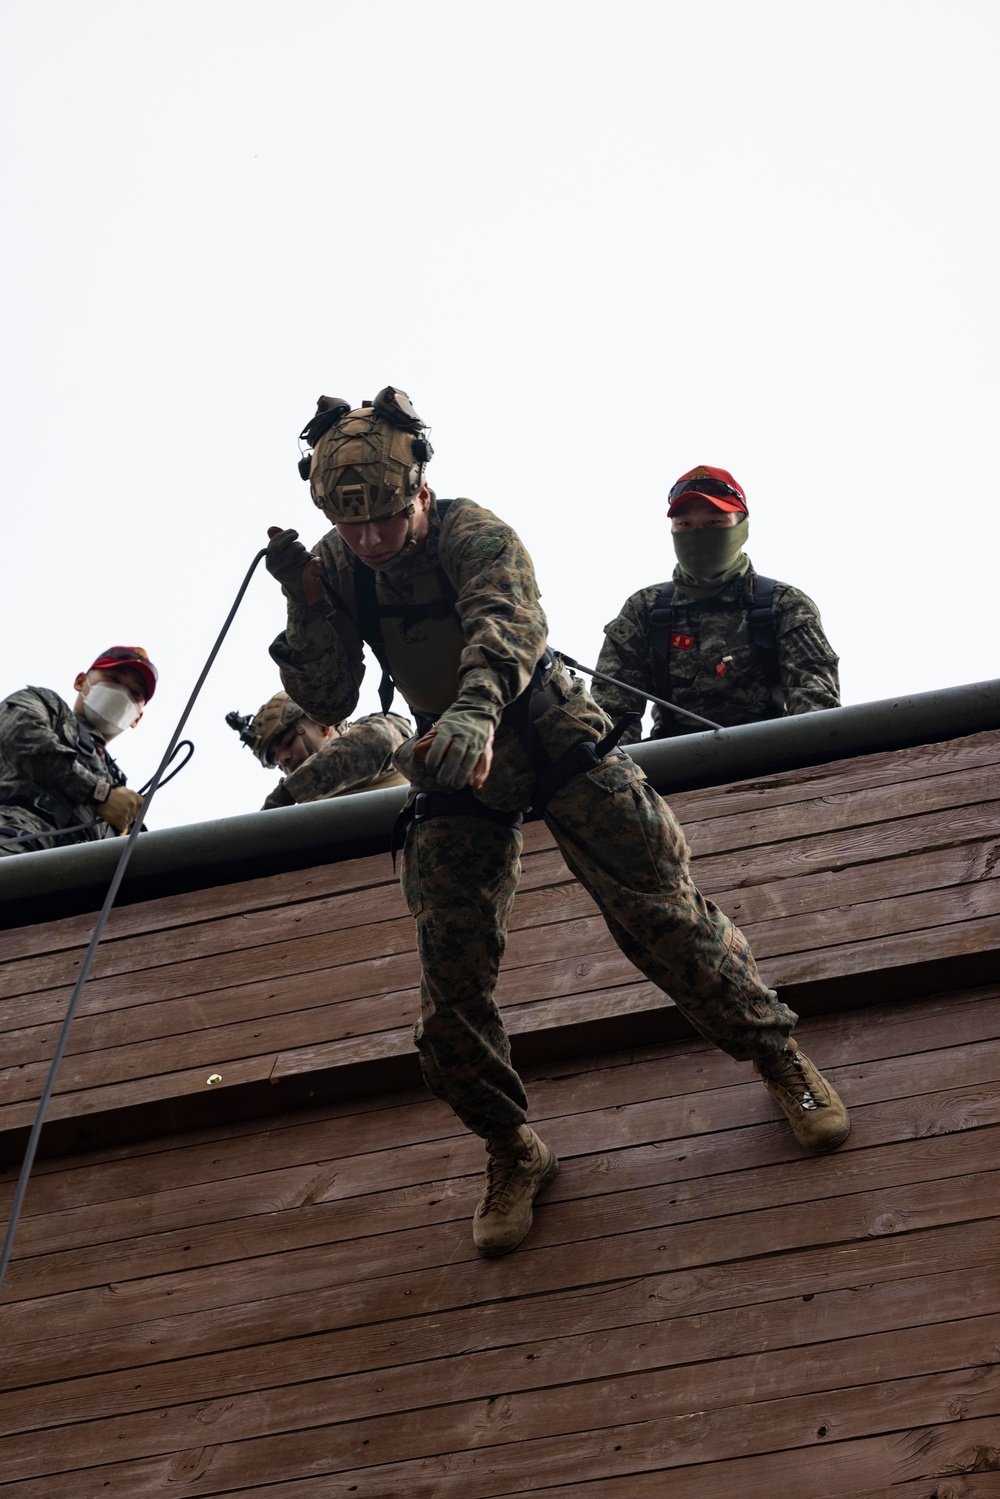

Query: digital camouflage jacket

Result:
[594,562,840,738]
[0,686,126,850]
[270,497,615,814]
[262,711,412,809]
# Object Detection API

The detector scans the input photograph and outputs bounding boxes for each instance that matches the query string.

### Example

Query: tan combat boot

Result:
[473,1124,559,1258]
[755,1039,851,1153]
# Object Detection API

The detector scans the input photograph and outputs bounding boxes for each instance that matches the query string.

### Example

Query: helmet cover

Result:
[304,387,431,524]
[249,691,308,767]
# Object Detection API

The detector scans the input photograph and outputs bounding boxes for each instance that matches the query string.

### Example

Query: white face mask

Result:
[81,681,138,738]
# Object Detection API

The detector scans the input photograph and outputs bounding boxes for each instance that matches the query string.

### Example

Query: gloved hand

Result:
[266,527,324,605]
[420,706,496,790]
[97,786,144,835]
[263,780,295,810]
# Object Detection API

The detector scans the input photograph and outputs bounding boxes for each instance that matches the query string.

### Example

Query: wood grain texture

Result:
[0,999,997,1496]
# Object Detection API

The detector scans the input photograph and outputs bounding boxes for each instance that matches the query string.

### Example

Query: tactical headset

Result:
[297,387,433,482]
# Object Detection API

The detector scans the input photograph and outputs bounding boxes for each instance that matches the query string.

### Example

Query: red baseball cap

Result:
[89,646,158,702]
[668,465,748,517]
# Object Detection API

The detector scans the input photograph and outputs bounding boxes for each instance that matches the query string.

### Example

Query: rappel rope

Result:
[2,739,196,846]
[558,654,725,732]
[0,549,267,1289]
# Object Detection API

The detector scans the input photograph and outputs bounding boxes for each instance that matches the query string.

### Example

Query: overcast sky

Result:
[2,1,997,832]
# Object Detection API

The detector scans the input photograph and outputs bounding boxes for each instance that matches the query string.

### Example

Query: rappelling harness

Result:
[345,501,633,845]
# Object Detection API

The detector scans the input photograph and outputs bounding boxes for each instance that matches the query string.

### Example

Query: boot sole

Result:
[476,1150,560,1259]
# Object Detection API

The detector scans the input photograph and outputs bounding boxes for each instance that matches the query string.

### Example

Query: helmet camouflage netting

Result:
[301,387,433,525]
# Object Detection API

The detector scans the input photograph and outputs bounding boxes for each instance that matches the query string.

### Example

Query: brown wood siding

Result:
[1,989,998,1495]
[1,729,999,1158]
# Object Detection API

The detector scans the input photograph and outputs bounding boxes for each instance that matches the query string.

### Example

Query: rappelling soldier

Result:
[0,647,155,855]
[594,466,840,738]
[226,690,411,809]
[266,390,850,1258]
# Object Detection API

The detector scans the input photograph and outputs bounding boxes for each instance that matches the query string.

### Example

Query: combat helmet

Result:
[297,386,433,525]
[226,691,308,768]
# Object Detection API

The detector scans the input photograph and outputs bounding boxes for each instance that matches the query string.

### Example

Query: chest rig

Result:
[350,500,466,725]
[648,575,784,732]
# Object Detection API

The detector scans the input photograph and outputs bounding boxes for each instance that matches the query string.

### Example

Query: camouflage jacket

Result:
[270,498,549,729]
[594,562,840,738]
[262,712,412,809]
[270,498,617,813]
[0,686,126,848]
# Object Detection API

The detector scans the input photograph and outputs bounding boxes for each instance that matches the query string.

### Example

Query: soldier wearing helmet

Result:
[594,465,840,739]
[226,689,410,809]
[265,390,850,1260]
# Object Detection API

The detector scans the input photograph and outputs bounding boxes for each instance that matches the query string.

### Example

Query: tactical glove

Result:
[265,527,324,606]
[420,706,495,791]
[97,786,144,835]
[263,780,295,810]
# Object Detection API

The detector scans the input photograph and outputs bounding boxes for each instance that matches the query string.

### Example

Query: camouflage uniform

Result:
[0,687,125,855]
[272,499,796,1139]
[595,563,840,738]
[262,712,411,809]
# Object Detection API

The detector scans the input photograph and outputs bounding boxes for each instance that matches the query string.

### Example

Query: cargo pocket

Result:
[551,752,685,895]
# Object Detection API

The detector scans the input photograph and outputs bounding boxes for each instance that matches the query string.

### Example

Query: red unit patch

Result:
[670,632,695,651]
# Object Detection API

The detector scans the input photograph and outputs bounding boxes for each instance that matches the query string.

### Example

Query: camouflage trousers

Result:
[400,751,796,1139]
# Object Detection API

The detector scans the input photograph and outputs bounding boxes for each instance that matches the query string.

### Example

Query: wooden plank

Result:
[2,1217,994,1444]
[2,726,995,973]
[1,1158,995,1393]
[8,826,997,1069]
[0,846,572,1005]
[6,987,997,1230]
[476,1417,1000,1499]
[763,911,1000,988]
[6,1070,996,1307]
[3,1317,997,1491]
[5,1125,996,1359]
[4,780,994,1015]
[7,1071,998,1294]
[666,725,1000,823]
[0,848,398,965]
[0,875,593,1064]
[683,762,1000,858]
[716,834,1000,926]
[692,799,1000,891]
[0,1053,278,1138]
[3,762,995,1008]
[744,873,1000,962]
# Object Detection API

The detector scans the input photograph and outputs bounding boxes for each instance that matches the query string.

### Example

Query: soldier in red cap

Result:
[594,465,840,738]
[0,647,156,854]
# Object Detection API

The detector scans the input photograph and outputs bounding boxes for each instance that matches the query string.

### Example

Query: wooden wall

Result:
[0,988,998,1495]
[1,728,999,1494]
[0,727,997,1159]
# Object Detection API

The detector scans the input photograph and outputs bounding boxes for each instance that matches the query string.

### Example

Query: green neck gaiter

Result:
[673,519,750,597]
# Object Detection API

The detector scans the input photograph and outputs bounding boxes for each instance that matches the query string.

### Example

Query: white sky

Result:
[2,1,997,831]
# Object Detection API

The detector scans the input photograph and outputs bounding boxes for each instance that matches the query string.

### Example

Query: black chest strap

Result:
[352,498,457,715]
[649,576,784,721]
